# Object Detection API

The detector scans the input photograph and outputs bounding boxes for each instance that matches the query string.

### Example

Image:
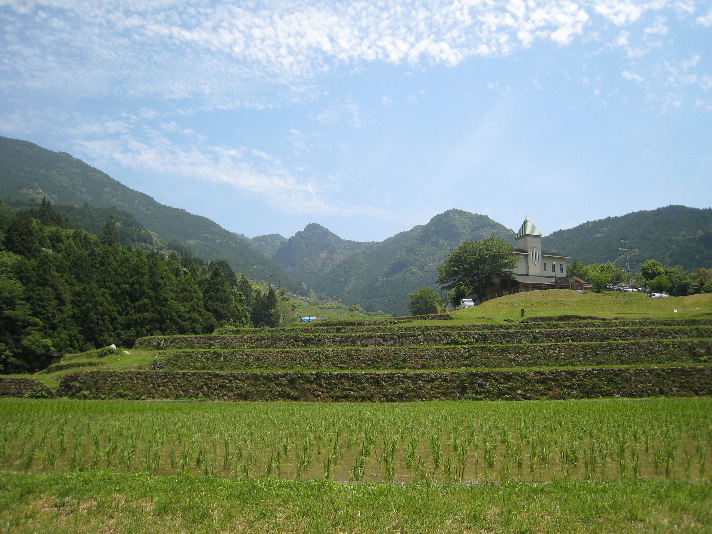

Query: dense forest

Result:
[542,205,712,270]
[0,200,285,373]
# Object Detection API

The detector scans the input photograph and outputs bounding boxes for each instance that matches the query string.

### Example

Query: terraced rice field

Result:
[1,397,710,484]
[2,313,711,532]
[46,318,712,401]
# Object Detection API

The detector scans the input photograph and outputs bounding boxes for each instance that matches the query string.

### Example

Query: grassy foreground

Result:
[1,472,710,533]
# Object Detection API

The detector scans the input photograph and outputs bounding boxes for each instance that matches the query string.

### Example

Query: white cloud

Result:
[622,70,644,83]
[1,0,710,128]
[696,7,712,26]
[644,16,669,35]
[594,1,644,26]
[313,98,367,128]
[694,98,712,111]
[0,0,647,106]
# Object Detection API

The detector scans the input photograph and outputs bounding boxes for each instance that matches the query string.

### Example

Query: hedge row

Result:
[40,361,106,373]
[0,377,55,398]
[58,366,712,402]
[212,319,712,336]
[135,326,712,350]
[152,339,712,371]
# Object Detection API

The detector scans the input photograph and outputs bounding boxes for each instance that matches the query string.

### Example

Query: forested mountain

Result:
[270,223,377,292]
[249,233,287,258]
[7,200,164,251]
[0,136,301,293]
[0,201,285,373]
[3,137,710,316]
[542,206,712,270]
[306,210,514,314]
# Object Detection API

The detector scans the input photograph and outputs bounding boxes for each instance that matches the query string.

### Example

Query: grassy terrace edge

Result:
[213,318,712,334]
[133,326,712,349]
[151,339,712,370]
[53,365,712,401]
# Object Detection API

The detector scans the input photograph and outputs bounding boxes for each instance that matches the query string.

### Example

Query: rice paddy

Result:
[2,397,710,484]
[3,298,712,532]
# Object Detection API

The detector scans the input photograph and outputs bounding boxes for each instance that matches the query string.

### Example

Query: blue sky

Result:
[1,1,711,242]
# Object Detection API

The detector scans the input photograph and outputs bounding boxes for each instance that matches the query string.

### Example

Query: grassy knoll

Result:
[20,349,156,388]
[1,472,710,534]
[440,290,712,325]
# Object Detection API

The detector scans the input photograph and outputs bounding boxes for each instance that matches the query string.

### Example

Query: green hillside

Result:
[0,136,301,292]
[448,289,712,323]
[542,205,712,269]
[248,233,287,257]
[316,209,515,314]
[271,223,376,291]
[3,136,711,312]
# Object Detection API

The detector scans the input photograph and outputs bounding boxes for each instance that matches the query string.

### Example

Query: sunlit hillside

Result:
[449,290,712,323]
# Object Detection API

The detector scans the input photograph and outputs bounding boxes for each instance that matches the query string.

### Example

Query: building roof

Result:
[513,274,557,284]
[516,216,542,239]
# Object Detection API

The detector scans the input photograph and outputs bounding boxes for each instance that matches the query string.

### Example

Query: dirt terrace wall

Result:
[0,377,55,397]
[152,340,712,371]
[213,319,712,336]
[135,327,712,350]
[59,366,712,402]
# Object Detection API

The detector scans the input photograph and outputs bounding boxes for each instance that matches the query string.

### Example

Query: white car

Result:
[460,299,475,308]
[648,292,669,298]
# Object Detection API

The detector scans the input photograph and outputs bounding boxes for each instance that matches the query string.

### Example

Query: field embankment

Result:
[49,317,712,402]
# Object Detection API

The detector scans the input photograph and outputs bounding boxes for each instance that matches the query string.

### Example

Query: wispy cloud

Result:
[622,70,644,83]
[697,6,712,26]
[2,0,707,108]
[68,116,378,217]
[313,98,367,128]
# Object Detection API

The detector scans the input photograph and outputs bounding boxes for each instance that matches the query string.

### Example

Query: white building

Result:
[511,217,574,290]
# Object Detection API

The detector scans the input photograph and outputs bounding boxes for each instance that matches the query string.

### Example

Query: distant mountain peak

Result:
[301,222,337,235]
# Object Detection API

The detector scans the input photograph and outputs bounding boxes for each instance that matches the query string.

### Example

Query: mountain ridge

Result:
[2,135,710,314]
[0,135,302,292]
[542,205,712,270]
[299,209,515,313]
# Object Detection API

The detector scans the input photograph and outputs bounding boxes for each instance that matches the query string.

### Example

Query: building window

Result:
[560,264,564,273]
[543,263,546,271]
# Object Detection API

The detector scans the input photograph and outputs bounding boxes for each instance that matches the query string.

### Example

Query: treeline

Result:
[0,200,288,373]
[569,259,712,295]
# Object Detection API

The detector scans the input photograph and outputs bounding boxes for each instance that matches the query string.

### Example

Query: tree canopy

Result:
[407,287,441,316]
[0,200,284,373]
[436,235,516,301]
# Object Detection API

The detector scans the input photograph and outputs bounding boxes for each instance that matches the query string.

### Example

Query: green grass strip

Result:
[130,362,712,374]
[1,472,710,533]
